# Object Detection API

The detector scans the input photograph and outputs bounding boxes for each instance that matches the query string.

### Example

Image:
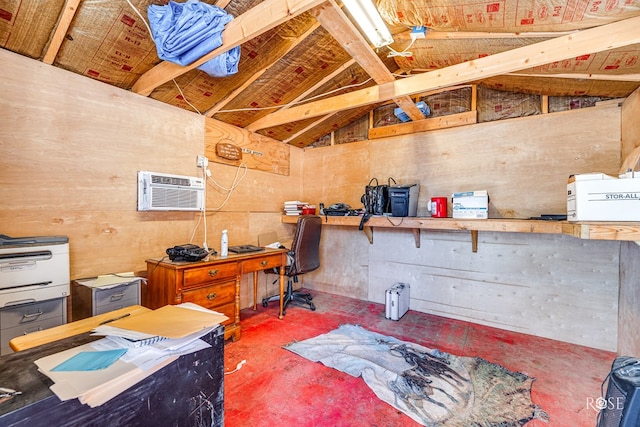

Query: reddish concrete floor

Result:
[224,290,616,426]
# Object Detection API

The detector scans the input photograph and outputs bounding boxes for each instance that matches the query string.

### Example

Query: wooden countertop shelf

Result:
[282,215,640,252]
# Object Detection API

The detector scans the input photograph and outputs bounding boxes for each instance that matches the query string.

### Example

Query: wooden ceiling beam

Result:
[131,0,327,96]
[205,22,321,117]
[506,72,640,82]
[243,58,356,130]
[246,15,640,131]
[312,0,424,122]
[42,0,82,64]
[213,0,232,8]
[393,30,574,41]
[283,113,337,144]
[284,58,357,108]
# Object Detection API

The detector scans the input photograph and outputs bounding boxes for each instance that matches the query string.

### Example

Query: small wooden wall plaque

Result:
[215,142,242,161]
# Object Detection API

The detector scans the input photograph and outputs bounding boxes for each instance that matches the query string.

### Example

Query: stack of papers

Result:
[75,272,144,289]
[35,303,228,407]
[284,200,308,216]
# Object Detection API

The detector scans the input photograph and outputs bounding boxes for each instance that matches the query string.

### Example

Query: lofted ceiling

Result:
[2,0,640,147]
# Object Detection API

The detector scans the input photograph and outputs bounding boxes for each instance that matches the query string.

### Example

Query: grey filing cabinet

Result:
[72,278,141,321]
[0,299,67,355]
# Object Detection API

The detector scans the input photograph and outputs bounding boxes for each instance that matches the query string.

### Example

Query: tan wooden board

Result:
[619,242,640,356]
[205,117,290,176]
[621,89,640,168]
[368,111,477,139]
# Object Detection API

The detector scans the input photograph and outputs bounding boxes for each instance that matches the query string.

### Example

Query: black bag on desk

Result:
[361,177,396,216]
[359,177,396,230]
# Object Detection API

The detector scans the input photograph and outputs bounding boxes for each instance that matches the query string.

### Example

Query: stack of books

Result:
[283,200,308,216]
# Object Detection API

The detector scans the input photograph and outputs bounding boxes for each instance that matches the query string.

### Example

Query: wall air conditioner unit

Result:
[137,171,204,211]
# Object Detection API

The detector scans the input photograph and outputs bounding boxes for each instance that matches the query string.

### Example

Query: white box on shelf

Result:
[567,172,640,221]
[452,190,489,219]
[385,283,410,321]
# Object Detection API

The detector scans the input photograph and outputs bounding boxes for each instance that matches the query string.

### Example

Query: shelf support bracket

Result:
[412,229,420,248]
[471,230,478,252]
[363,226,373,244]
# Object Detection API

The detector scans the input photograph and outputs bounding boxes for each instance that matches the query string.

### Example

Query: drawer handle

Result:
[110,293,125,301]
[261,260,269,267]
[206,292,217,300]
[23,326,44,335]
[22,311,43,319]
[208,269,219,277]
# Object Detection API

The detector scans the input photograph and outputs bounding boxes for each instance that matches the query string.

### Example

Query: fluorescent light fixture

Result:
[342,0,394,48]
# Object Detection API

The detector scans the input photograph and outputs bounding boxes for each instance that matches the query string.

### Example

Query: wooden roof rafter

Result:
[246,15,640,131]
[131,0,328,96]
[506,72,640,82]
[313,0,424,122]
[245,58,357,135]
[42,0,82,64]
[392,30,575,42]
[204,22,322,117]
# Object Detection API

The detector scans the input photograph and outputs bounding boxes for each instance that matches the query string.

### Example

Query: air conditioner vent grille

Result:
[150,175,191,187]
[151,188,201,209]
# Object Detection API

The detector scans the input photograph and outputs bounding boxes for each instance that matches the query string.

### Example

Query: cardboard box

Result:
[567,173,640,221]
[452,191,489,219]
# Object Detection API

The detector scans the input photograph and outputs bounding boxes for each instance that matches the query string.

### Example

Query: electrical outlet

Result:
[196,155,209,168]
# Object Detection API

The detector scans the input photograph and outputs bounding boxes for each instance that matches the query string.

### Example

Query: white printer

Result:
[0,234,70,354]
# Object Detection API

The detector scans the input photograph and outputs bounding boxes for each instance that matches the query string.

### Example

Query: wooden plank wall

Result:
[0,48,299,305]
[621,88,640,164]
[369,230,620,351]
[618,91,640,356]
[302,103,624,350]
[619,242,640,356]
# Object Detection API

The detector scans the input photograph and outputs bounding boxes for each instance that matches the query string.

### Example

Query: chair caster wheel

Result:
[307,295,313,301]
[310,302,316,311]
[262,300,268,308]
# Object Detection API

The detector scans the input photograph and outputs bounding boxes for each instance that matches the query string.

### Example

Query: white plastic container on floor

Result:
[385,283,410,321]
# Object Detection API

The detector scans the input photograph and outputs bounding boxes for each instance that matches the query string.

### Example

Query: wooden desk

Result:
[144,248,287,341]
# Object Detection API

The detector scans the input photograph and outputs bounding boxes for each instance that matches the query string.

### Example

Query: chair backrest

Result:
[289,215,322,276]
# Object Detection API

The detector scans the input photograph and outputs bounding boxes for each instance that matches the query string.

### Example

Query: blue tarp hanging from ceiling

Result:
[147,0,240,77]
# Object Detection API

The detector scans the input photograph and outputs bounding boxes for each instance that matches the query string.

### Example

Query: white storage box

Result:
[385,283,410,321]
[567,173,640,221]
[452,191,489,219]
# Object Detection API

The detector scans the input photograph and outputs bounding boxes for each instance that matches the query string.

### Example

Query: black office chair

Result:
[262,215,322,315]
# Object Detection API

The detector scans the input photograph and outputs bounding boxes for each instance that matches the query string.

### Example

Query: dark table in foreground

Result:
[0,325,224,427]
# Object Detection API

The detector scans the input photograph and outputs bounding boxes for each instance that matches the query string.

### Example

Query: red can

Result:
[428,197,447,218]
[302,205,316,215]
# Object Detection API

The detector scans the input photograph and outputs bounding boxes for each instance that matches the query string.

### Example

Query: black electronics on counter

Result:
[389,184,419,217]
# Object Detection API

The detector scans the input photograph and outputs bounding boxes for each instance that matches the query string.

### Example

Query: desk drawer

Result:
[241,254,283,273]
[1,316,64,354]
[94,298,139,316]
[182,281,235,309]
[212,301,235,326]
[1,299,65,327]
[94,282,140,308]
[183,263,237,288]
